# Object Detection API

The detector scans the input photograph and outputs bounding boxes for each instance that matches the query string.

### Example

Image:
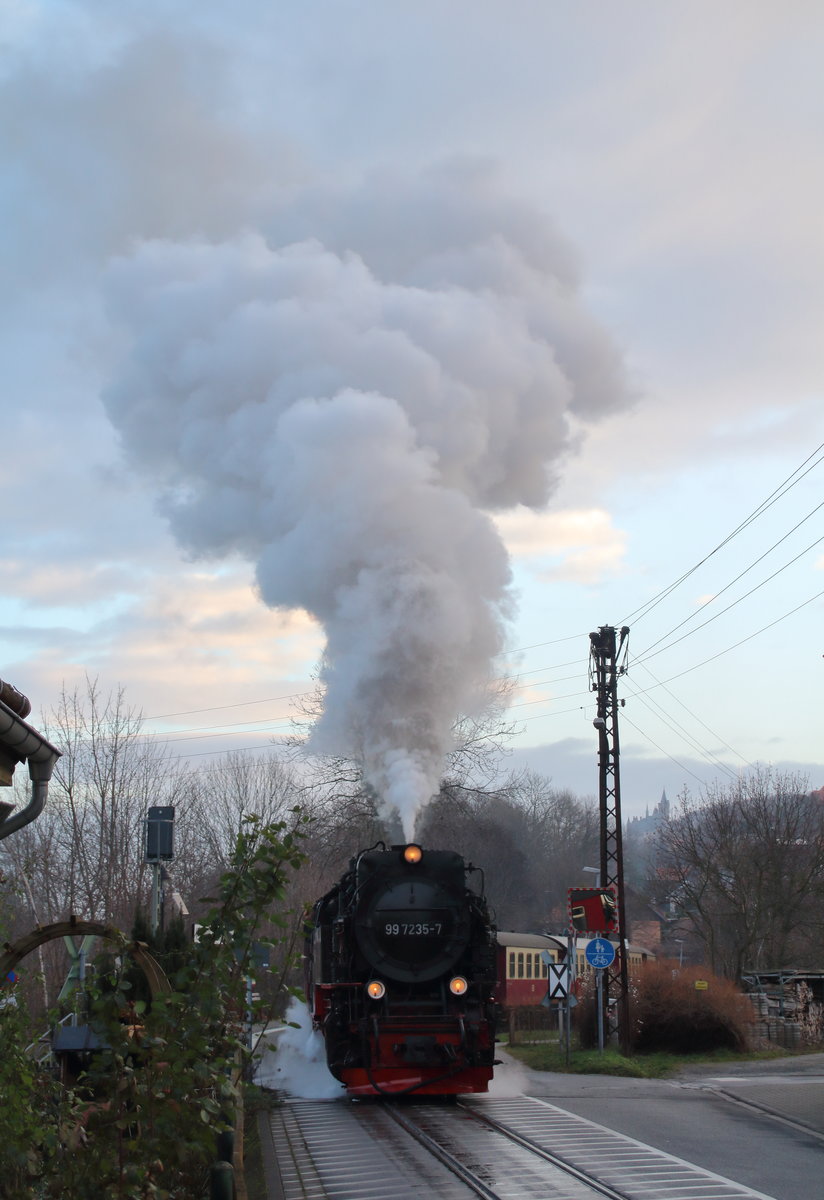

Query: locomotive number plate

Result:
[384,923,443,936]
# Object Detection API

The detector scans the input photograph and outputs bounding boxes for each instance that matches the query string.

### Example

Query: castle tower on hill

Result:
[626,789,670,842]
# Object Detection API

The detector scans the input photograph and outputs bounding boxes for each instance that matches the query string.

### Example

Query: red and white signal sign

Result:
[567,886,618,934]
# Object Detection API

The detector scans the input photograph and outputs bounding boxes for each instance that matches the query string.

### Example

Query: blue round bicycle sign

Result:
[585,937,616,970]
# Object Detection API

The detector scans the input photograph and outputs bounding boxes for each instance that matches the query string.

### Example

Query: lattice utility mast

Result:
[589,624,630,1050]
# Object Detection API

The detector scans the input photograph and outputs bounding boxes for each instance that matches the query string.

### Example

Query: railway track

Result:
[262,1094,779,1200]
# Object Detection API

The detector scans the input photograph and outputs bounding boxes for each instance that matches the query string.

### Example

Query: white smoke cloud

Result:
[103,167,629,835]
[253,999,341,1098]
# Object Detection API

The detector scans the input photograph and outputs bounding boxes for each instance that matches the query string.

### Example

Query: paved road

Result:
[674,1052,824,1135]
[510,1052,824,1200]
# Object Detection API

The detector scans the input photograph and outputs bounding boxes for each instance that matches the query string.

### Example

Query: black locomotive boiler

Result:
[305,842,498,1096]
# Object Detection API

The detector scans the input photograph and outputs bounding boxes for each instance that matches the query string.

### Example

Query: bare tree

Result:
[507,770,600,927]
[183,751,301,869]
[655,767,824,979]
[1,678,188,929]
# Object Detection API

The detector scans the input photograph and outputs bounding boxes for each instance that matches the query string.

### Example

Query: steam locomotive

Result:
[305,842,498,1096]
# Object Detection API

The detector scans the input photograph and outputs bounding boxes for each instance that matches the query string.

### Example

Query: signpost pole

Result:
[150,860,161,938]
[585,937,616,1053]
[566,929,574,1067]
[596,969,604,1053]
[144,806,175,938]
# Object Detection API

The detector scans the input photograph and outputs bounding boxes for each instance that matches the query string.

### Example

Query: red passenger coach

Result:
[496,931,655,1009]
[495,932,564,1007]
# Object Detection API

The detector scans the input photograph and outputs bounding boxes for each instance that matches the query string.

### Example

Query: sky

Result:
[2,1,823,823]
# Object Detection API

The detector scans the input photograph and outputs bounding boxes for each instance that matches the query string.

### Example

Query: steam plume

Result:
[103,164,628,835]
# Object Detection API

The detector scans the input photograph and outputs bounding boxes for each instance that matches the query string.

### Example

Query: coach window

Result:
[509,952,515,978]
[517,952,524,978]
[541,958,548,978]
[525,954,532,978]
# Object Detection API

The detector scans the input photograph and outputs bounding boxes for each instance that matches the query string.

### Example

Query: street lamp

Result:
[582,865,601,887]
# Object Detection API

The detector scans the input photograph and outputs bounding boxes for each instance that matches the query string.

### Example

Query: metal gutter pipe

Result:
[0,692,62,840]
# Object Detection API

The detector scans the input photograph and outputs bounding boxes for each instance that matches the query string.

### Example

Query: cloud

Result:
[0,22,295,300]
[0,561,140,609]
[494,506,628,585]
[2,564,323,723]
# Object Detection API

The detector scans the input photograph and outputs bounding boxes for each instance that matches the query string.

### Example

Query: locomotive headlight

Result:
[449,976,468,996]
[366,980,386,1000]
[403,844,423,864]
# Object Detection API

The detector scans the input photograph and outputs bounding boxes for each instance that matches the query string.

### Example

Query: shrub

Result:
[0,1000,61,1195]
[0,812,307,1198]
[630,960,751,1054]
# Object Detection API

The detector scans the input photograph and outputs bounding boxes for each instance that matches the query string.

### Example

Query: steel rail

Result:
[381,1103,504,1200]
[455,1101,628,1200]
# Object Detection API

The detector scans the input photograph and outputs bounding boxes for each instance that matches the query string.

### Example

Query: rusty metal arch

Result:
[1,917,171,996]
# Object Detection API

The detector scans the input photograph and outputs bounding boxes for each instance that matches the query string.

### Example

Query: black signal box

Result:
[145,806,175,862]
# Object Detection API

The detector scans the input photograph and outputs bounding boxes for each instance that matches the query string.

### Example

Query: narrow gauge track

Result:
[264,1094,778,1200]
[266,1097,611,1199]
[385,1101,621,1199]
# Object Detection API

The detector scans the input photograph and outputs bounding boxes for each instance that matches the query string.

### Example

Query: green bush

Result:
[0,1001,61,1193]
[0,812,307,1199]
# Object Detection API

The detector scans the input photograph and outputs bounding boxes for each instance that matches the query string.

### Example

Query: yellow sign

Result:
[694,980,709,990]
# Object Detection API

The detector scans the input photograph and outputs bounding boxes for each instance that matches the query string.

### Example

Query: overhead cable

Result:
[633,661,754,769]
[641,585,824,686]
[619,711,713,788]
[635,528,824,665]
[620,440,824,627]
[623,683,740,782]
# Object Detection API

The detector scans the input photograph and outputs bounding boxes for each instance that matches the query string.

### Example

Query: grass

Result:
[506,1042,815,1079]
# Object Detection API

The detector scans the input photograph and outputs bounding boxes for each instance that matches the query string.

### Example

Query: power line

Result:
[633,661,754,769]
[151,720,295,746]
[510,658,587,678]
[140,637,592,727]
[509,686,591,710]
[623,682,740,782]
[144,687,313,721]
[137,658,589,742]
[517,703,592,724]
[636,497,824,656]
[169,740,287,762]
[619,711,713,788]
[634,528,824,666]
[642,584,824,687]
[620,441,824,628]
[505,632,588,653]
